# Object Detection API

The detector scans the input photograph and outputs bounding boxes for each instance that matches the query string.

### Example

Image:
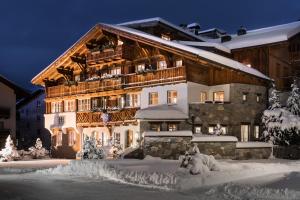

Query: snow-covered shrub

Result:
[80,136,106,159]
[0,135,20,162]
[180,144,220,175]
[28,138,50,159]
[262,84,300,145]
[286,80,300,116]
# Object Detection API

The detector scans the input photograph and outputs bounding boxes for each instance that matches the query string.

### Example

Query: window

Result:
[157,60,167,70]
[64,100,75,112]
[199,92,207,103]
[136,64,145,72]
[175,60,183,67]
[114,132,120,145]
[161,34,170,41]
[110,67,121,75]
[167,90,177,104]
[256,94,261,103]
[254,125,260,139]
[57,131,62,146]
[149,92,158,105]
[68,130,76,146]
[195,126,202,134]
[51,102,62,113]
[213,91,224,102]
[78,99,90,111]
[58,116,65,125]
[150,123,161,132]
[241,124,250,142]
[208,125,227,134]
[125,93,140,107]
[246,64,252,68]
[168,123,178,131]
[75,75,81,82]
[242,93,247,102]
[208,126,215,134]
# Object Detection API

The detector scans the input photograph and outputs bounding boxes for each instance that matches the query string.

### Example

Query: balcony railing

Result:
[46,79,122,98]
[76,108,138,126]
[123,66,186,88]
[86,45,133,65]
[46,66,186,98]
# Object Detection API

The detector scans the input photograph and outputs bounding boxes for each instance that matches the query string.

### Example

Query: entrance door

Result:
[125,130,133,148]
[241,125,249,142]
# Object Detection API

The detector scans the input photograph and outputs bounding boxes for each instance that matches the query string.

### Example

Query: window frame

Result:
[213,91,225,102]
[149,92,159,105]
[167,90,178,104]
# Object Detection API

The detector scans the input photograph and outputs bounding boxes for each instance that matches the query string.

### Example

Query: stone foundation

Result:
[235,147,272,159]
[192,141,236,159]
[144,136,192,159]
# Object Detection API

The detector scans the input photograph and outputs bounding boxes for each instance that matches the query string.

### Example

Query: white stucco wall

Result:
[0,82,16,138]
[187,82,231,103]
[140,83,188,113]
[44,112,77,133]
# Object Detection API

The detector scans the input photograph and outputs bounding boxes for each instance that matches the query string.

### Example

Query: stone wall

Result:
[191,141,236,159]
[235,147,272,159]
[189,83,267,141]
[273,145,300,160]
[144,136,192,159]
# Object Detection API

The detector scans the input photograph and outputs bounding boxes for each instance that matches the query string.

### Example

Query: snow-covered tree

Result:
[81,136,105,159]
[269,86,281,110]
[212,124,224,135]
[28,138,49,159]
[0,135,20,162]
[286,80,300,116]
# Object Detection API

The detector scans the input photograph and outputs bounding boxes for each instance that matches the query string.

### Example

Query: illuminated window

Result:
[254,125,260,139]
[242,93,247,102]
[157,60,167,70]
[149,92,158,105]
[150,123,161,132]
[167,90,177,104]
[246,64,252,67]
[199,92,207,103]
[195,126,202,134]
[51,102,62,113]
[57,131,62,146]
[68,130,76,146]
[208,125,227,134]
[213,91,224,102]
[136,64,145,72]
[168,123,178,131]
[241,124,250,142]
[78,99,90,111]
[175,60,183,67]
[110,67,121,75]
[256,94,261,103]
[161,34,171,41]
[64,100,75,112]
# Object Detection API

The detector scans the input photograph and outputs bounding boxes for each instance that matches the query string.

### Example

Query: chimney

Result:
[237,26,247,36]
[221,35,232,43]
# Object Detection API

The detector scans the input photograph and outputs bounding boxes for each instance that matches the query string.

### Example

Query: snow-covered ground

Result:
[1,158,300,199]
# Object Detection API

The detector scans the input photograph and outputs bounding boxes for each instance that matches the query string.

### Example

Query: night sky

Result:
[0,0,299,90]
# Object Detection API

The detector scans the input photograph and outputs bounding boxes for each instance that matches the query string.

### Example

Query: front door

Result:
[125,130,133,148]
[241,125,249,142]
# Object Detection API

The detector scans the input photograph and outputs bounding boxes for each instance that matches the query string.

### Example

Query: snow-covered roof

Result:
[222,21,300,49]
[191,135,238,142]
[102,23,271,80]
[176,40,231,53]
[135,104,188,120]
[198,28,226,34]
[236,142,273,148]
[118,17,207,41]
[187,22,200,29]
[144,131,193,137]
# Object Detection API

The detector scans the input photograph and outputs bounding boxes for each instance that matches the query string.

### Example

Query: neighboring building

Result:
[16,89,51,150]
[0,75,29,148]
[31,18,271,158]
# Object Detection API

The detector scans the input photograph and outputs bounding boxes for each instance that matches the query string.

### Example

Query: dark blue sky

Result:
[0,0,299,90]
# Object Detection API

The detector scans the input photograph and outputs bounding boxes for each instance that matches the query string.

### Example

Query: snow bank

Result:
[191,135,238,142]
[144,131,193,137]
[236,142,273,148]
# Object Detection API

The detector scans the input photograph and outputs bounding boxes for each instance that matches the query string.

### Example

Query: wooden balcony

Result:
[46,79,122,98]
[86,45,133,65]
[123,66,186,88]
[76,108,138,126]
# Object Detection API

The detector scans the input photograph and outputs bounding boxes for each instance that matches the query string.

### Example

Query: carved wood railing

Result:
[123,66,186,88]
[86,45,134,64]
[46,79,123,98]
[76,108,138,126]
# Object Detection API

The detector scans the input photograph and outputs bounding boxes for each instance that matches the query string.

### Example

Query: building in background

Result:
[16,89,50,150]
[0,75,29,148]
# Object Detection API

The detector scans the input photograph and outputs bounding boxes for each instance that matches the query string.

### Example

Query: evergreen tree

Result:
[287,80,300,116]
[268,85,281,110]
[0,135,20,162]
